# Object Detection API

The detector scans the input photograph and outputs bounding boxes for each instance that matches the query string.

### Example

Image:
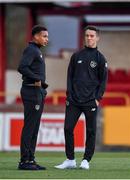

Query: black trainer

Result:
[18,161,39,170]
[29,161,46,170]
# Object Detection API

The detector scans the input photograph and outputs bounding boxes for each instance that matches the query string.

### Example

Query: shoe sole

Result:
[54,166,77,169]
[18,168,39,170]
[79,166,89,170]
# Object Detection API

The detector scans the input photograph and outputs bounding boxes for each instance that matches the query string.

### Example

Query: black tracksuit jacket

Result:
[67,46,108,106]
[18,42,48,89]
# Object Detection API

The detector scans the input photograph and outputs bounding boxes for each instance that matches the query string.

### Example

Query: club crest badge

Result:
[90,61,97,68]
[35,105,40,110]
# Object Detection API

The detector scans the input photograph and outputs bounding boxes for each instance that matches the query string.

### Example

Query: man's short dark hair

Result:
[32,25,48,36]
[84,25,100,35]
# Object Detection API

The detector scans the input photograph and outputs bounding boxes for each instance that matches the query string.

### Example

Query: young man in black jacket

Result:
[55,26,108,170]
[18,25,48,170]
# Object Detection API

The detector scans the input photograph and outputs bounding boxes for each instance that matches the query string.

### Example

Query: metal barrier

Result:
[104,92,130,106]
[0,91,130,106]
[51,91,130,106]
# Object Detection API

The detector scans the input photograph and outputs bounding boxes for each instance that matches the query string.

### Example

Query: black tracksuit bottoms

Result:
[20,86,44,162]
[64,101,97,162]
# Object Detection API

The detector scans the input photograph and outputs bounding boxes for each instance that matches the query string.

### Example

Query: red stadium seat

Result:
[15,96,22,104]
[107,69,114,83]
[45,96,53,104]
[126,70,130,82]
[113,69,128,83]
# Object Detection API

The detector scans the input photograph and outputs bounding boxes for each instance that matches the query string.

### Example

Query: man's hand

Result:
[34,81,41,87]
[95,99,99,106]
[42,82,48,89]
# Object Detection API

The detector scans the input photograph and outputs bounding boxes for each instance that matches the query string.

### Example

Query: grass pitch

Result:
[0,151,130,179]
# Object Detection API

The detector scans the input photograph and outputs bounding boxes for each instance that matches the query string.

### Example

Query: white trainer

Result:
[79,159,89,170]
[54,159,77,169]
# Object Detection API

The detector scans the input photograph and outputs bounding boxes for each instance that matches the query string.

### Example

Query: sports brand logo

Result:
[105,62,108,68]
[66,101,69,106]
[77,60,82,64]
[91,108,96,112]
